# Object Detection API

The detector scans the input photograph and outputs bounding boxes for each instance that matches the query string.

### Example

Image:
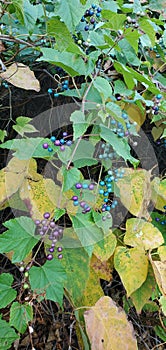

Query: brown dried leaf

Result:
[0,63,40,91]
[84,296,138,350]
[149,258,166,296]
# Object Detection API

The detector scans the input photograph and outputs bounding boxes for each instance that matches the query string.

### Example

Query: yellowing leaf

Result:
[19,177,61,220]
[159,296,166,316]
[125,103,146,128]
[114,246,148,296]
[130,264,156,313]
[116,168,151,219]
[158,246,166,262]
[84,296,138,350]
[91,254,113,282]
[0,157,37,208]
[93,232,117,262]
[0,63,40,92]
[78,268,104,307]
[151,177,166,212]
[125,218,164,250]
[149,257,166,296]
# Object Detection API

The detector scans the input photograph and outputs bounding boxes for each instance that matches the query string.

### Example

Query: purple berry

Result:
[49,247,54,253]
[75,183,82,189]
[72,195,78,201]
[57,246,63,252]
[63,132,68,137]
[88,183,94,190]
[54,140,61,146]
[43,143,49,149]
[80,201,86,208]
[46,254,53,260]
[42,225,49,231]
[66,140,72,146]
[50,221,56,228]
[155,217,160,222]
[53,230,59,238]
[39,230,45,236]
[58,254,63,259]
[44,212,50,219]
[60,145,65,151]
[85,206,91,213]
[35,220,40,225]
[90,17,95,24]
[41,220,47,225]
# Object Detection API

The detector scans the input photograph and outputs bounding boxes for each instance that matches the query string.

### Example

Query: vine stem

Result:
[66,74,98,170]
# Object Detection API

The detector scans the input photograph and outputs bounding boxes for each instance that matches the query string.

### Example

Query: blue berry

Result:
[97,6,102,12]
[99,189,104,194]
[96,12,101,17]
[73,200,79,206]
[92,4,96,9]
[48,147,53,152]
[66,140,72,146]
[50,136,56,142]
[99,181,105,186]
[156,94,162,99]
[104,191,108,196]
[106,206,111,211]
[163,205,166,210]
[84,25,89,31]
[89,9,94,16]
[62,84,68,90]
[60,139,65,144]
[63,132,68,137]
[48,88,53,94]
[81,16,85,22]
[54,93,59,97]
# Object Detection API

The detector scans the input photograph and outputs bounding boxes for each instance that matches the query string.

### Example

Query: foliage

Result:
[0,0,166,348]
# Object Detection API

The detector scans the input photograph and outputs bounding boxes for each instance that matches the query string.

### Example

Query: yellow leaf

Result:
[84,296,138,350]
[116,168,151,219]
[158,246,166,262]
[78,268,104,307]
[151,177,166,212]
[0,63,40,92]
[150,258,166,296]
[114,246,148,296]
[93,231,117,262]
[125,218,164,250]
[130,264,156,313]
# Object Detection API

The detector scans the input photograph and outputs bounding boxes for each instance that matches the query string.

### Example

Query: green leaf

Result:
[72,139,98,168]
[54,208,66,221]
[12,0,39,32]
[0,274,17,308]
[133,0,142,14]
[70,212,103,255]
[10,302,33,334]
[61,246,90,305]
[139,18,156,47]
[55,0,85,32]
[0,217,39,263]
[93,232,117,262]
[0,315,19,350]
[38,48,89,77]
[93,76,112,101]
[0,137,51,160]
[118,38,140,66]
[114,246,149,296]
[0,129,7,143]
[47,17,83,55]
[70,111,88,140]
[29,259,66,307]
[102,11,126,31]
[100,125,139,166]
[92,211,112,234]
[62,167,81,192]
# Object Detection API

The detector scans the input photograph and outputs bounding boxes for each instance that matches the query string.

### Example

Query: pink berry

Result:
[58,254,63,259]
[88,184,94,190]
[75,183,82,189]
[60,145,65,151]
[57,246,63,252]
[54,140,61,146]
[46,254,53,260]
[43,143,49,149]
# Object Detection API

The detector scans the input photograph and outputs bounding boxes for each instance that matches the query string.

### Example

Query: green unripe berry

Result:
[23,283,29,289]
[24,272,29,278]
[96,104,100,108]
[78,39,82,45]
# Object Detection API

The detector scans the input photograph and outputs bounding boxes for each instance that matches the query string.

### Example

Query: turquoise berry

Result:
[106,206,111,211]
[99,181,105,186]
[48,147,53,152]
[104,191,108,196]
[96,12,101,17]
[108,188,112,193]
[73,200,79,206]
[108,170,113,175]
[156,94,162,99]
[82,183,89,189]
[106,183,112,188]
[104,198,108,203]
[54,93,59,97]
[48,88,53,94]
[111,204,115,209]
[60,139,65,144]
[50,136,56,142]
[99,189,104,194]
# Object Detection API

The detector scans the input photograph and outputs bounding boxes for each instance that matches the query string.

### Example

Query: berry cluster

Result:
[156,139,166,148]
[109,112,136,138]
[72,182,96,213]
[152,94,163,115]
[155,205,166,225]
[125,16,139,29]
[47,79,69,97]
[98,168,125,218]
[42,131,72,153]
[98,143,118,160]
[81,4,102,31]
[35,212,63,260]
[2,81,8,89]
